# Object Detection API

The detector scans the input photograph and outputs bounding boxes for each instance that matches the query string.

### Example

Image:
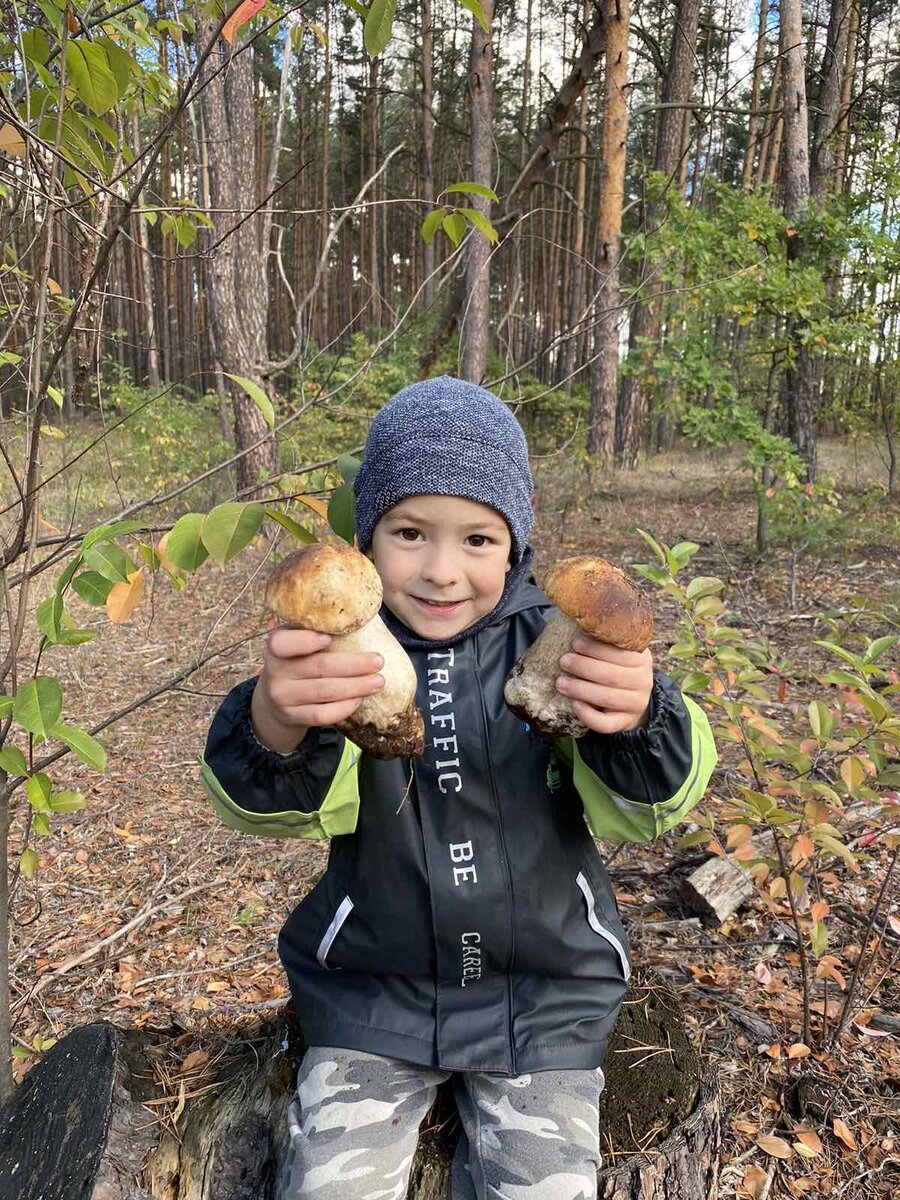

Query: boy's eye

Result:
[397,528,421,541]
[466,534,490,547]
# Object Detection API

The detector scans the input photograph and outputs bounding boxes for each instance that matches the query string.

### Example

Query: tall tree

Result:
[198,19,280,494]
[779,0,817,477]
[588,0,630,459]
[811,0,853,200]
[420,0,436,310]
[460,0,495,383]
[617,0,701,466]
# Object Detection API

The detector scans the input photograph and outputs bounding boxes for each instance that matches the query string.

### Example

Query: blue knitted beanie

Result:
[354,376,534,562]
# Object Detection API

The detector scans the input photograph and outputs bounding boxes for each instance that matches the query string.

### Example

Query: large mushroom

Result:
[265,543,425,759]
[504,555,653,739]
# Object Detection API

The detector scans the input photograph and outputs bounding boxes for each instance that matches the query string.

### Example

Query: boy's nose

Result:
[422,549,460,588]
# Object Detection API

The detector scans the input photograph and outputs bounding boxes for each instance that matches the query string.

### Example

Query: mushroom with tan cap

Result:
[504,555,653,739]
[265,542,425,759]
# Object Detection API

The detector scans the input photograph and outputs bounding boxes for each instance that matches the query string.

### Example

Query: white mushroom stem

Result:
[332,613,418,729]
[504,613,589,738]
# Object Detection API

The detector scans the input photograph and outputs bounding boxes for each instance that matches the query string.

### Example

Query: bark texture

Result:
[589,0,630,459]
[197,22,278,496]
[617,0,701,466]
[460,0,495,383]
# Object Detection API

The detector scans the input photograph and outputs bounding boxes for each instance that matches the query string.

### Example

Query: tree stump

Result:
[0,978,719,1200]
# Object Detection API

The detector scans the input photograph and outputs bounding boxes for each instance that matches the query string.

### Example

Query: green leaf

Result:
[814,640,865,672]
[49,789,86,814]
[26,774,52,812]
[337,454,362,486]
[441,181,498,202]
[224,374,275,430]
[0,746,27,774]
[46,384,63,409]
[460,206,498,243]
[82,519,147,551]
[864,635,899,663]
[421,208,444,245]
[94,36,135,94]
[83,542,134,583]
[201,503,265,565]
[13,678,63,739]
[442,212,468,246]
[679,672,711,693]
[0,697,13,718]
[19,848,38,880]
[808,700,833,740]
[65,40,119,115]
[36,595,63,642]
[809,919,828,957]
[71,571,114,606]
[636,528,668,567]
[50,722,106,770]
[327,485,355,545]
[456,0,490,31]
[32,813,52,837]
[21,28,50,66]
[670,541,701,565]
[166,513,210,571]
[363,0,396,56]
[686,576,725,601]
[55,555,83,596]
[265,507,316,545]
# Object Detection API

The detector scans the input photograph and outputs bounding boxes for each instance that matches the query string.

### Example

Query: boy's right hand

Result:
[250,629,385,754]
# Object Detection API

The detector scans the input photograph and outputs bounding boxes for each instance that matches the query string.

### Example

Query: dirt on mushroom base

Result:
[6,440,900,1199]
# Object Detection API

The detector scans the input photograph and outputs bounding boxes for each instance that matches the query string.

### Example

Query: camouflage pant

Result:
[282,1046,603,1199]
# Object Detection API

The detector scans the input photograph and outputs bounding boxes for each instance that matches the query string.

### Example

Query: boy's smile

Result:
[369,495,513,639]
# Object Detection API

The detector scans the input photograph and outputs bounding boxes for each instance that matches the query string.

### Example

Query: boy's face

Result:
[369,495,512,639]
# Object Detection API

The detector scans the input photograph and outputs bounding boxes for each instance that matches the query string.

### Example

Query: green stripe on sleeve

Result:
[199,737,361,839]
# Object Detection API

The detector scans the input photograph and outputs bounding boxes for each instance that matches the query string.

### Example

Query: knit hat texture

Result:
[353,376,534,562]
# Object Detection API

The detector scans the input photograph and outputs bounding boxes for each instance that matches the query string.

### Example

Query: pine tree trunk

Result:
[197,23,278,496]
[588,0,630,460]
[421,0,436,311]
[779,0,817,479]
[460,0,495,383]
[617,0,700,467]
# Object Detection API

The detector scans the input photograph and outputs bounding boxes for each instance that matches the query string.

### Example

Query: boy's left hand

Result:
[556,634,654,735]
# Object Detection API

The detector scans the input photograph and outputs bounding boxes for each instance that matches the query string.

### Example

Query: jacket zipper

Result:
[473,633,517,1074]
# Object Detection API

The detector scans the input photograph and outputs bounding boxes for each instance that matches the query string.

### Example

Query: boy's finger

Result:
[570,636,651,666]
[556,676,644,712]
[288,697,368,726]
[266,628,331,658]
[284,651,385,680]
[558,652,643,690]
[282,674,385,708]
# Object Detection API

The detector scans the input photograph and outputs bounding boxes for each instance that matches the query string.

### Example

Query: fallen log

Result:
[0,977,719,1200]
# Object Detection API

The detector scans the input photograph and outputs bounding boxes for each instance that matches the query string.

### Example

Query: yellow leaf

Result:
[757,1134,793,1159]
[840,755,866,792]
[46,277,61,296]
[206,980,230,993]
[106,570,145,623]
[793,1141,817,1159]
[156,533,181,576]
[0,122,26,157]
[295,495,329,520]
[190,993,211,1012]
[727,824,753,849]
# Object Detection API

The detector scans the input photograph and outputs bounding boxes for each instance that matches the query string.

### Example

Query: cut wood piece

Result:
[681,833,775,924]
[0,979,719,1200]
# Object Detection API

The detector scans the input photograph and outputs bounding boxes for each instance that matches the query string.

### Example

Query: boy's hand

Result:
[556,634,653,735]
[251,628,385,753]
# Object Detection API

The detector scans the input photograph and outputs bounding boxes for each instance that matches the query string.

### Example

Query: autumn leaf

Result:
[222,0,267,46]
[106,570,145,623]
[786,1042,811,1059]
[795,1129,823,1155]
[739,1165,771,1199]
[757,1134,793,1159]
[832,1117,857,1151]
[156,532,181,576]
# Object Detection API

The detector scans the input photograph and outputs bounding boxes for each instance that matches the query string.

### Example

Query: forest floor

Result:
[7,438,900,1199]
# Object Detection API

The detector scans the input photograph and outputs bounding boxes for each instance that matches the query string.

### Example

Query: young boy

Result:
[201,377,716,1200]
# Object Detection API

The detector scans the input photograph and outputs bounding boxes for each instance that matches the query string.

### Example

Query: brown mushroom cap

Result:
[265,543,383,635]
[545,555,653,651]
